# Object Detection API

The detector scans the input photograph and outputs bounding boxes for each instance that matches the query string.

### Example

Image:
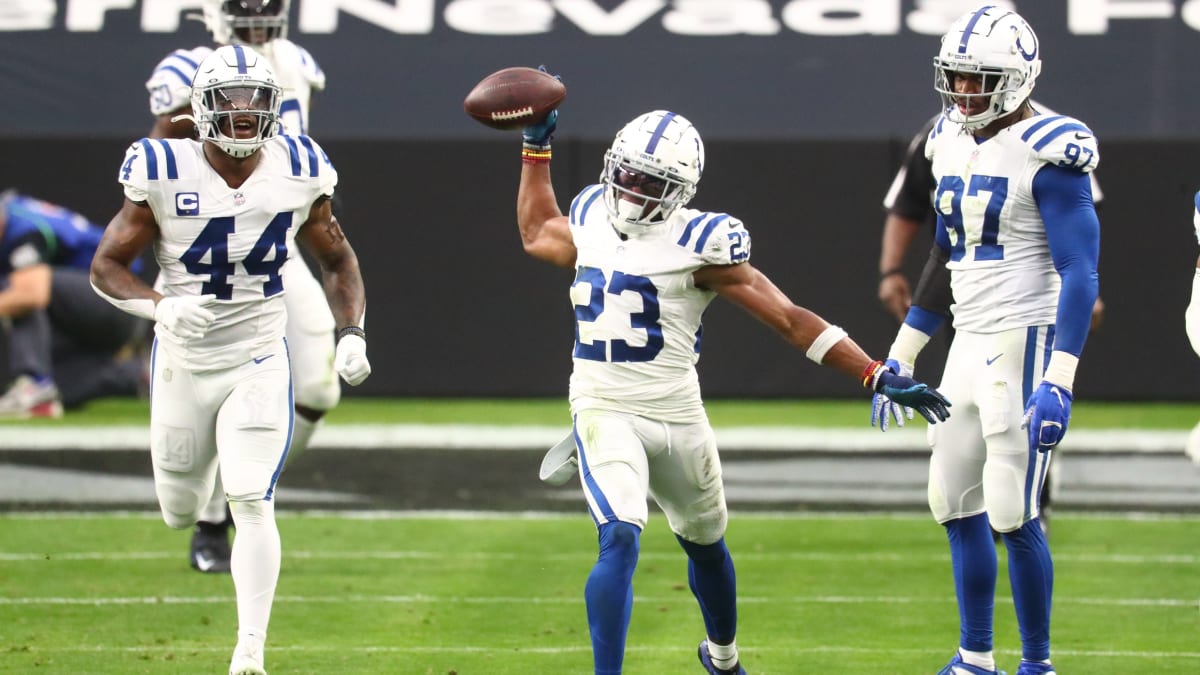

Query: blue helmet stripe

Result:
[233,44,248,74]
[282,136,302,176]
[137,139,159,180]
[692,213,730,254]
[298,135,320,178]
[644,111,677,154]
[957,5,997,53]
[155,140,178,180]
[1032,123,1092,151]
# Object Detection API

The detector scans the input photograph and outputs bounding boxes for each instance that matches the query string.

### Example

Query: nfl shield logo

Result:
[233,192,245,206]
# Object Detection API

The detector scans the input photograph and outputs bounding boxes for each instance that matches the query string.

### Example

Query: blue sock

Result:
[1003,518,1053,661]
[676,535,738,644]
[586,521,640,675]
[945,513,997,653]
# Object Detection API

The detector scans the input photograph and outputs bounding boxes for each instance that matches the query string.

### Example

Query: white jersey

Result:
[118,135,337,370]
[145,39,325,136]
[925,112,1099,333]
[566,184,752,424]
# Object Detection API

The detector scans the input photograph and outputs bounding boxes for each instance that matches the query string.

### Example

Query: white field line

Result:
[22,644,1200,659]
[0,424,1187,453]
[2,509,1198,522]
[0,550,1196,565]
[0,593,1194,608]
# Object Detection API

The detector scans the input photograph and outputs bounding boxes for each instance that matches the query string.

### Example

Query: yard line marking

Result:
[1,549,1195,564]
[0,424,1186,453]
[22,644,1200,659]
[1,594,1193,608]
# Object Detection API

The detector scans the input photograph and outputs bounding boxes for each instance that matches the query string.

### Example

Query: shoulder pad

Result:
[568,184,606,227]
[1018,115,1099,173]
[277,39,327,90]
[119,138,186,191]
[924,113,954,161]
[276,135,338,195]
[676,212,751,266]
[146,47,212,116]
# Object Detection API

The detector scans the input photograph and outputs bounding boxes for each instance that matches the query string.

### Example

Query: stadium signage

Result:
[19,0,1200,36]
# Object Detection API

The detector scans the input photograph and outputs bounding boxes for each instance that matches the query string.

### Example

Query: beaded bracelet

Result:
[861,359,885,389]
[522,143,552,164]
[336,325,366,343]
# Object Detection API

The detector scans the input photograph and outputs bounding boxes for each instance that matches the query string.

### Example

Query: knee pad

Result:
[597,521,641,562]
[228,498,275,529]
[292,375,340,412]
[157,479,209,529]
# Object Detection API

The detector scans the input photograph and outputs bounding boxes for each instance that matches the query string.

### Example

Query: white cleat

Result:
[229,642,266,675]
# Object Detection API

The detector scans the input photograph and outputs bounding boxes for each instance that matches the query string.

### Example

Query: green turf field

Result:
[9,397,1200,429]
[1,513,1196,674]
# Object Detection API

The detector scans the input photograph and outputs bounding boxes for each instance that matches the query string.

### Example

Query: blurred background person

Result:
[0,189,147,418]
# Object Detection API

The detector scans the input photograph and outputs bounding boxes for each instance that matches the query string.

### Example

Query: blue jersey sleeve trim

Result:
[572,185,602,225]
[1019,115,1066,142]
[281,136,302,176]
[677,214,707,247]
[1032,164,1100,357]
[155,64,193,89]
[1193,190,1200,214]
[692,214,730,253]
[1031,122,1093,152]
[155,140,178,180]
[137,139,159,180]
[298,136,319,178]
[169,49,202,69]
[902,305,945,336]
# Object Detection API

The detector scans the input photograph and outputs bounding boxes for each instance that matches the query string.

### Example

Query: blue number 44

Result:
[180,213,291,299]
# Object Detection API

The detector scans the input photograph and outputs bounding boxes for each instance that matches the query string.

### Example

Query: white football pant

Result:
[927,326,1055,533]
[573,409,727,545]
[148,337,294,529]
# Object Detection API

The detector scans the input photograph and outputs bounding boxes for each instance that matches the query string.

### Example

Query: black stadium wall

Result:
[2,1,1199,400]
[1,136,1195,401]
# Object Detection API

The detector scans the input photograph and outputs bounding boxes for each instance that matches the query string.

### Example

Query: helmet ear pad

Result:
[600,111,704,235]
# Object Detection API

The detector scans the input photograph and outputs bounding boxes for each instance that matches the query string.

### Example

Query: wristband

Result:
[887,323,932,369]
[1041,350,1078,391]
[880,268,904,280]
[805,324,848,365]
[336,325,366,343]
[522,142,552,164]
[861,359,885,389]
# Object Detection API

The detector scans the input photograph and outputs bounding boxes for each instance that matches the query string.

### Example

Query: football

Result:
[463,66,567,130]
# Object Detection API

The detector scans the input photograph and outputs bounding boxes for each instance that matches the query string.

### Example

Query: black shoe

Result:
[189,521,232,574]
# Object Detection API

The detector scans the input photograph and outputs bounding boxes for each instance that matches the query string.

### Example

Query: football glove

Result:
[1021,382,1072,452]
[154,294,217,340]
[523,109,558,147]
[334,333,371,386]
[872,365,951,426]
[871,359,917,431]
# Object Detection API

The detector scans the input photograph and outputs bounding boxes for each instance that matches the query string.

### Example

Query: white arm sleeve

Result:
[91,282,156,321]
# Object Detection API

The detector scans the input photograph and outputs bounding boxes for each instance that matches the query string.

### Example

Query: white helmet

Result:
[190,45,282,159]
[202,0,289,46]
[601,111,704,236]
[934,5,1041,131]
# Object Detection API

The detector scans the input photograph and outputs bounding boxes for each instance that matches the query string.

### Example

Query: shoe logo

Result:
[986,353,1003,365]
[1073,133,1092,140]
[193,553,217,572]
[252,354,274,364]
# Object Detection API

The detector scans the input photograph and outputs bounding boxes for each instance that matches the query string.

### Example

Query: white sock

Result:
[285,414,321,465]
[708,639,739,670]
[229,499,280,645]
[960,648,996,671]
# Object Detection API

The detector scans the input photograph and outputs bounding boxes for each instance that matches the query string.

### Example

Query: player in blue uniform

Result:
[515,106,950,674]
[0,191,146,416]
[872,7,1100,675]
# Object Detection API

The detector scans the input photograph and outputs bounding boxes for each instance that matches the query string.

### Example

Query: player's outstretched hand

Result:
[334,334,371,386]
[870,359,916,431]
[872,365,951,426]
[154,294,217,340]
[1021,382,1072,452]
[523,109,558,146]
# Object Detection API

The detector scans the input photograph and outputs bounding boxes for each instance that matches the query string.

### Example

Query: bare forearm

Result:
[321,258,366,329]
[879,214,921,273]
[90,256,157,302]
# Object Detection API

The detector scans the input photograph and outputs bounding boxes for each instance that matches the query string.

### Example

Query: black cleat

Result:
[189,521,232,574]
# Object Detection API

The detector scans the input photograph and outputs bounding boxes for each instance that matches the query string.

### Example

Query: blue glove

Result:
[872,365,951,425]
[870,359,915,431]
[1021,382,1072,452]
[523,109,557,146]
